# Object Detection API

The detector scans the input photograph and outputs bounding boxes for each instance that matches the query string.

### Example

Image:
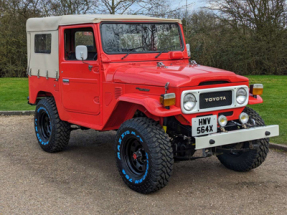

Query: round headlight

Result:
[183,93,197,111]
[218,115,228,127]
[236,88,247,104]
[239,112,249,124]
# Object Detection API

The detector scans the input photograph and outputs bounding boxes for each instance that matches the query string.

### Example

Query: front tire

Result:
[217,107,269,172]
[34,97,71,153]
[115,118,174,194]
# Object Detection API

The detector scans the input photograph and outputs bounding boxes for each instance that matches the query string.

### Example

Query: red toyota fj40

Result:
[27,14,279,194]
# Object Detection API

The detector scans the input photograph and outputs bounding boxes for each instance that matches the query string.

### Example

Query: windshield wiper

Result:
[155,45,176,58]
[121,46,144,60]
[155,50,168,58]
[121,52,130,60]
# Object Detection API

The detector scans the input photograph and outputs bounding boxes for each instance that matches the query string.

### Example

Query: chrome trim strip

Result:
[195,125,279,150]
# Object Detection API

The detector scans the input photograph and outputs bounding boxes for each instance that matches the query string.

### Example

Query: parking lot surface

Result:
[1,115,287,214]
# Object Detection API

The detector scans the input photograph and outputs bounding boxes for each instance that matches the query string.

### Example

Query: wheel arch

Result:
[29,90,66,122]
[103,93,181,130]
[29,90,54,104]
[102,94,181,130]
[102,101,159,130]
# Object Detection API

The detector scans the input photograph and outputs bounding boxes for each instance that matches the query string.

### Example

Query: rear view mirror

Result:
[76,45,88,61]
[186,44,191,57]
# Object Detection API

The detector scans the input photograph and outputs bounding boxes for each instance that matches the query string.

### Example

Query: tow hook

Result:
[202,149,212,157]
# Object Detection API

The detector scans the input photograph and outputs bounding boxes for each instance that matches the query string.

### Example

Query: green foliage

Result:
[0,0,41,77]
[0,0,286,77]
[184,0,287,75]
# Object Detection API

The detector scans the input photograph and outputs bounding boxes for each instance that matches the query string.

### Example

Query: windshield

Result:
[101,23,183,54]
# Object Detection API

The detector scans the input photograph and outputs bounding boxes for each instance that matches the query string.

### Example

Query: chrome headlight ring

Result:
[183,93,197,111]
[236,87,247,104]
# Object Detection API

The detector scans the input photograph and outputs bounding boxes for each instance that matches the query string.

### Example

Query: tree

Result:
[96,0,172,17]
[47,0,98,15]
[0,0,42,77]
[208,0,287,74]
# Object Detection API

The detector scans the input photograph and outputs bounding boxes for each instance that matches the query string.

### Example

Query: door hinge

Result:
[56,71,59,81]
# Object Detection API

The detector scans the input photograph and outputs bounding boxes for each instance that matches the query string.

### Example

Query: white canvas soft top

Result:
[26,14,182,32]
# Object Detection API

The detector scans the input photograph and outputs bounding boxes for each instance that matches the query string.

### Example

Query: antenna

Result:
[186,0,188,36]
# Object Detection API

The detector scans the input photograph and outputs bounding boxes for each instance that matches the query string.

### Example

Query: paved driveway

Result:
[1,116,287,214]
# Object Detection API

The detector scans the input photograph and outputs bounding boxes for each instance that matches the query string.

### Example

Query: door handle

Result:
[63,79,69,83]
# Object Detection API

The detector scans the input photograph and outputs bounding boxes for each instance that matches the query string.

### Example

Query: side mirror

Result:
[76,45,88,61]
[186,44,191,57]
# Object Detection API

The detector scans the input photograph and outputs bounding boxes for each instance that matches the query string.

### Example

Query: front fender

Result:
[248,95,263,105]
[118,93,181,117]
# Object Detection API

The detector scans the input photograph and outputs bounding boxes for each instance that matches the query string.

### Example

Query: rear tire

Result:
[217,107,269,172]
[34,97,70,153]
[115,118,174,194]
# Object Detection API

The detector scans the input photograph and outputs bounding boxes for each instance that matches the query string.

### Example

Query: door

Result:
[60,25,100,115]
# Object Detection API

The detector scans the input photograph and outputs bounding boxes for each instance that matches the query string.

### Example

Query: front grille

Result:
[199,90,232,109]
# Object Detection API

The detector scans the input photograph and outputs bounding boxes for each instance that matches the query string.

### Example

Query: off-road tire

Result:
[34,97,71,153]
[217,107,269,172]
[115,118,174,194]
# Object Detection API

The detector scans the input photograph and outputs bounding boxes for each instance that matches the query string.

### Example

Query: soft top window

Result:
[35,34,51,54]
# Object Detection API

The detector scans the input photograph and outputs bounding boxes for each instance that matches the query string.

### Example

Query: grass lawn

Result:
[247,75,286,145]
[0,76,286,144]
[0,78,34,111]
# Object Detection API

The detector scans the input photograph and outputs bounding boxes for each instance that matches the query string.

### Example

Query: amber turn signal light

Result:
[250,84,263,95]
[160,93,176,107]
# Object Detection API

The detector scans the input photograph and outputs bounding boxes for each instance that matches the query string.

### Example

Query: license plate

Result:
[192,115,217,137]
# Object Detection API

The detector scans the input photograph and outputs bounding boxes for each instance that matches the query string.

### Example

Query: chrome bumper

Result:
[195,125,279,150]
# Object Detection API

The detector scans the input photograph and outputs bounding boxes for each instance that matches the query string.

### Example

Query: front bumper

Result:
[195,125,279,150]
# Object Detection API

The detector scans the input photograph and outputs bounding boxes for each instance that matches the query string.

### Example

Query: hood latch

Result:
[157,62,167,68]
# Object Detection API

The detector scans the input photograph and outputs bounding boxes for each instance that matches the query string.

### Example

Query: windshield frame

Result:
[100,21,185,55]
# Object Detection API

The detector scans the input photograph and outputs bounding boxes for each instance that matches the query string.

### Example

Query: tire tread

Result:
[115,117,174,194]
[35,97,70,153]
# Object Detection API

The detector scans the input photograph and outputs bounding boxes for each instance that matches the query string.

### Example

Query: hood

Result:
[113,63,248,87]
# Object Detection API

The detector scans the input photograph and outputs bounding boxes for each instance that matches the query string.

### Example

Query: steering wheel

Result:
[67,51,74,60]
[93,53,98,60]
